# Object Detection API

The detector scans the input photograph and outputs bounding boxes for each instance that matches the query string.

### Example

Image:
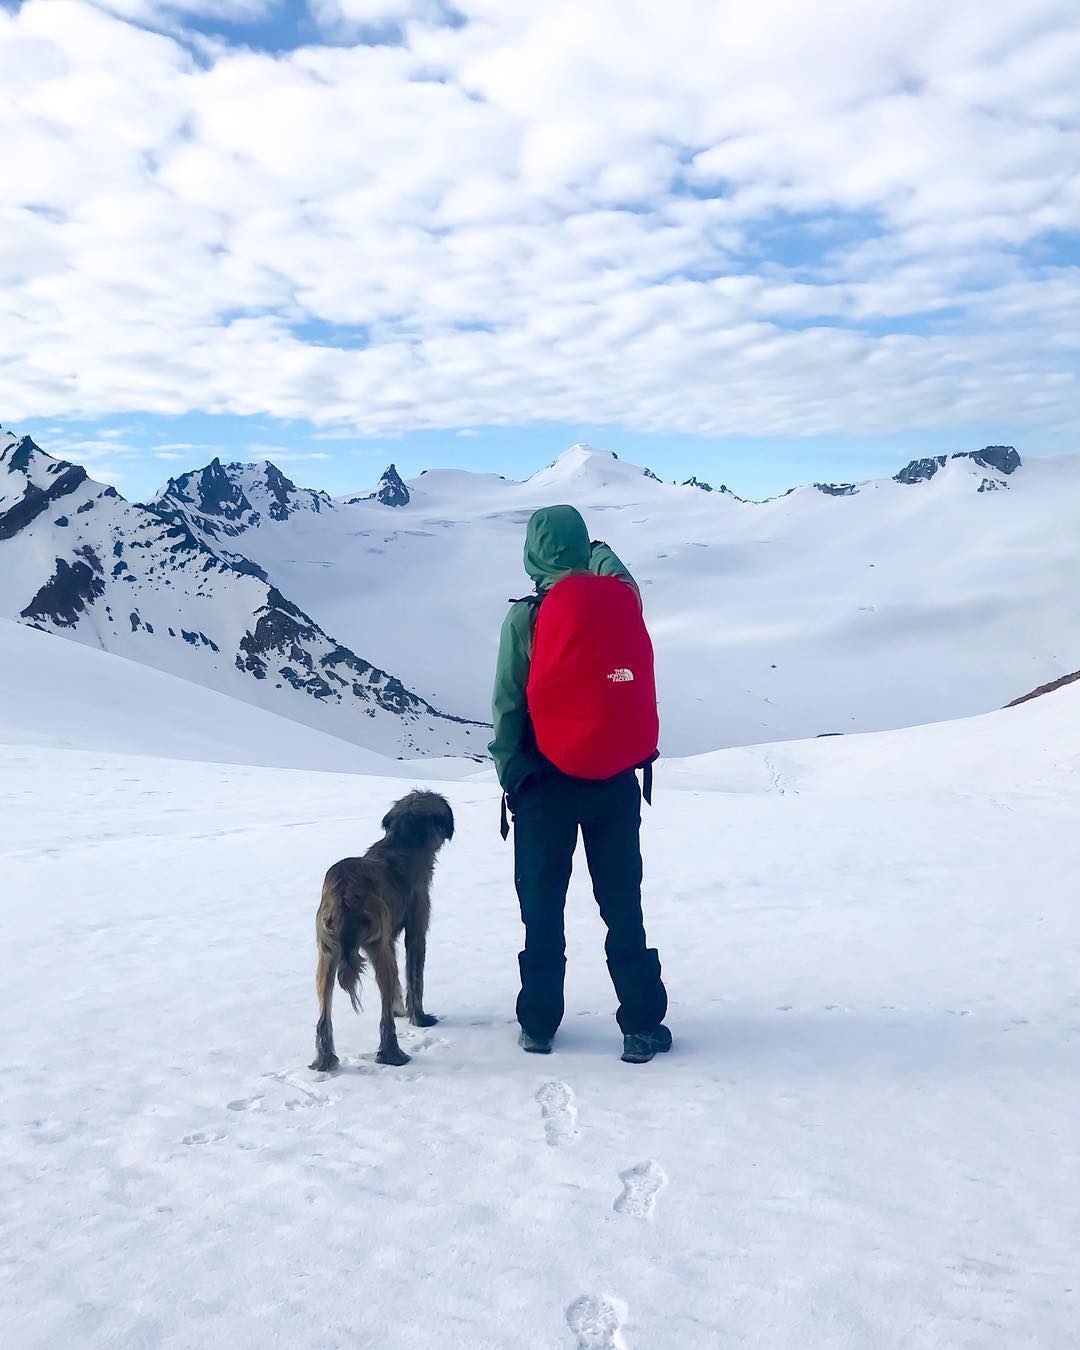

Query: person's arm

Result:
[489,602,546,798]
[590,539,639,593]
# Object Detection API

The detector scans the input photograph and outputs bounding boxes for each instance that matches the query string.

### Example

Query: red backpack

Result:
[526,573,659,781]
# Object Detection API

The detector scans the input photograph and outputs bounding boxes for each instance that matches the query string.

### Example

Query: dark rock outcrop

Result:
[1,439,89,540]
[1006,670,1080,708]
[347,464,411,508]
[895,446,1021,485]
[682,476,741,498]
[20,558,106,627]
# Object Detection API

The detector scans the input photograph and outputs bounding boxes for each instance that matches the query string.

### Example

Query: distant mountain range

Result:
[3,425,1077,757]
[0,429,487,760]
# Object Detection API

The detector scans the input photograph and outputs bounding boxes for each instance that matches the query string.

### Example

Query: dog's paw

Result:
[308,1054,340,1073]
[376,1045,412,1067]
[411,1012,440,1028]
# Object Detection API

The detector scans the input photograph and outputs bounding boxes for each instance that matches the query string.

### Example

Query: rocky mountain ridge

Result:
[0,432,486,759]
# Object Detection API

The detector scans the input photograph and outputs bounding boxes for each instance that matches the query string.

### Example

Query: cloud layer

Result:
[2,0,1078,441]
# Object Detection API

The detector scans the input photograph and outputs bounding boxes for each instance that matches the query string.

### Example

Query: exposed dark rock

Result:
[682,476,742,499]
[8,437,37,473]
[76,499,95,514]
[348,464,411,507]
[20,558,105,627]
[180,629,220,651]
[643,467,662,482]
[165,457,253,522]
[1007,670,1080,708]
[895,446,1021,485]
[970,445,1021,475]
[815,482,858,496]
[0,439,88,540]
[258,461,331,520]
[219,549,268,582]
[895,455,948,484]
[75,543,102,574]
[978,477,1008,493]
[54,516,69,527]
[372,464,411,507]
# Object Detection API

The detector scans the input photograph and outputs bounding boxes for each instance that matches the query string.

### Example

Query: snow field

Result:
[3,685,1079,1347]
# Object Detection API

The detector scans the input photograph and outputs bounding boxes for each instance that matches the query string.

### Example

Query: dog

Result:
[310,790,454,1072]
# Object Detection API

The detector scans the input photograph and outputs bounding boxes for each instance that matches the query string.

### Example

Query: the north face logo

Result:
[607,668,634,683]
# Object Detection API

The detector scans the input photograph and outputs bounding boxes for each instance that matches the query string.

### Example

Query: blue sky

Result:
[2,0,1078,499]
[12,411,1043,503]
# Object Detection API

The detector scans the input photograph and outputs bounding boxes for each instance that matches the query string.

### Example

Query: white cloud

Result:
[89,0,276,23]
[456,428,479,437]
[0,0,1078,443]
[243,444,332,462]
[308,0,442,33]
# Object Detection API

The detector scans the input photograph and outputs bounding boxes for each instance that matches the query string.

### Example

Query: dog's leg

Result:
[310,948,340,1072]
[370,941,411,1066]
[392,939,406,1019]
[405,925,439,1028]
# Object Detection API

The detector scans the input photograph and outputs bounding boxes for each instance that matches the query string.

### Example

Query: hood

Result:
[524,504,590,588]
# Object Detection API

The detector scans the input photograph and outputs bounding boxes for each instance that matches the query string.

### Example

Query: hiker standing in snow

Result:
[490,505,671,1064]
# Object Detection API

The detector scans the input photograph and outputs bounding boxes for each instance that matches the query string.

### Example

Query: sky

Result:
[1,0,1078,501]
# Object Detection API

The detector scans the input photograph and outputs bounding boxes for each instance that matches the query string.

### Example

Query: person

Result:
[490,504,671,1064]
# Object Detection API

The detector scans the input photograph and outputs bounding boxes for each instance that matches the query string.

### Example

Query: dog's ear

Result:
[381,797,416,844]
[436,798,454,842]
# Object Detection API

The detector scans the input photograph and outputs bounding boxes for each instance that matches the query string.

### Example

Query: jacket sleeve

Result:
[590,540,639,593]
[489,601,547,797]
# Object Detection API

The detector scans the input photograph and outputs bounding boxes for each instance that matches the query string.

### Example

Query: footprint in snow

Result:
[565,1294,628,1349]
[226,1095,263,1112]
[614,1161,667,1219]
[284,1093,332,1111]
[182,1130,226,1146]
[536,1080,579,1146]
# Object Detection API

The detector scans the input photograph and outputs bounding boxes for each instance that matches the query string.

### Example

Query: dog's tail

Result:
[336,909,367,1014]
[319,870,367,1014]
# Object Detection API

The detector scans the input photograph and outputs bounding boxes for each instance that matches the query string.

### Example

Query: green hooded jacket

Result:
[489,504,637,797]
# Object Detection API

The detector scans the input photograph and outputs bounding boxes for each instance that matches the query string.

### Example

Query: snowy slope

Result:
[154,440,1080,754]
[0,617,438,773]
[2,684,1078,1348]
[0,435,487,760]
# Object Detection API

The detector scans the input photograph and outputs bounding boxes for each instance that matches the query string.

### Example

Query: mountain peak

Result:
[152,458,333,537]
[529,443,663,490]
[344,463,412,507]
[895,445,1021,486]
[1,437,93,542]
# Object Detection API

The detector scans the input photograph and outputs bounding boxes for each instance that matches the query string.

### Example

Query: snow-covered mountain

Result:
[5,424,1079,758]
[148,437,1080,755]
[154,457,335,543]
[0,431,486,759]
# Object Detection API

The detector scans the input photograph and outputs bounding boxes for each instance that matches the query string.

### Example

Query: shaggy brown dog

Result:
[310,791,454,1071]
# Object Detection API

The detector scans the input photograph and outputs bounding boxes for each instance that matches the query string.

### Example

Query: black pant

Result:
[512,769,667,1037]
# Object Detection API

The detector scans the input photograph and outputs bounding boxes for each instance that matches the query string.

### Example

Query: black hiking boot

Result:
[519,1028,554,1055]
[621,1024,673,1064]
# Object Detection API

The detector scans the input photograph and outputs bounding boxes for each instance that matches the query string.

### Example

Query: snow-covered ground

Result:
[3,678,1078,1348]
